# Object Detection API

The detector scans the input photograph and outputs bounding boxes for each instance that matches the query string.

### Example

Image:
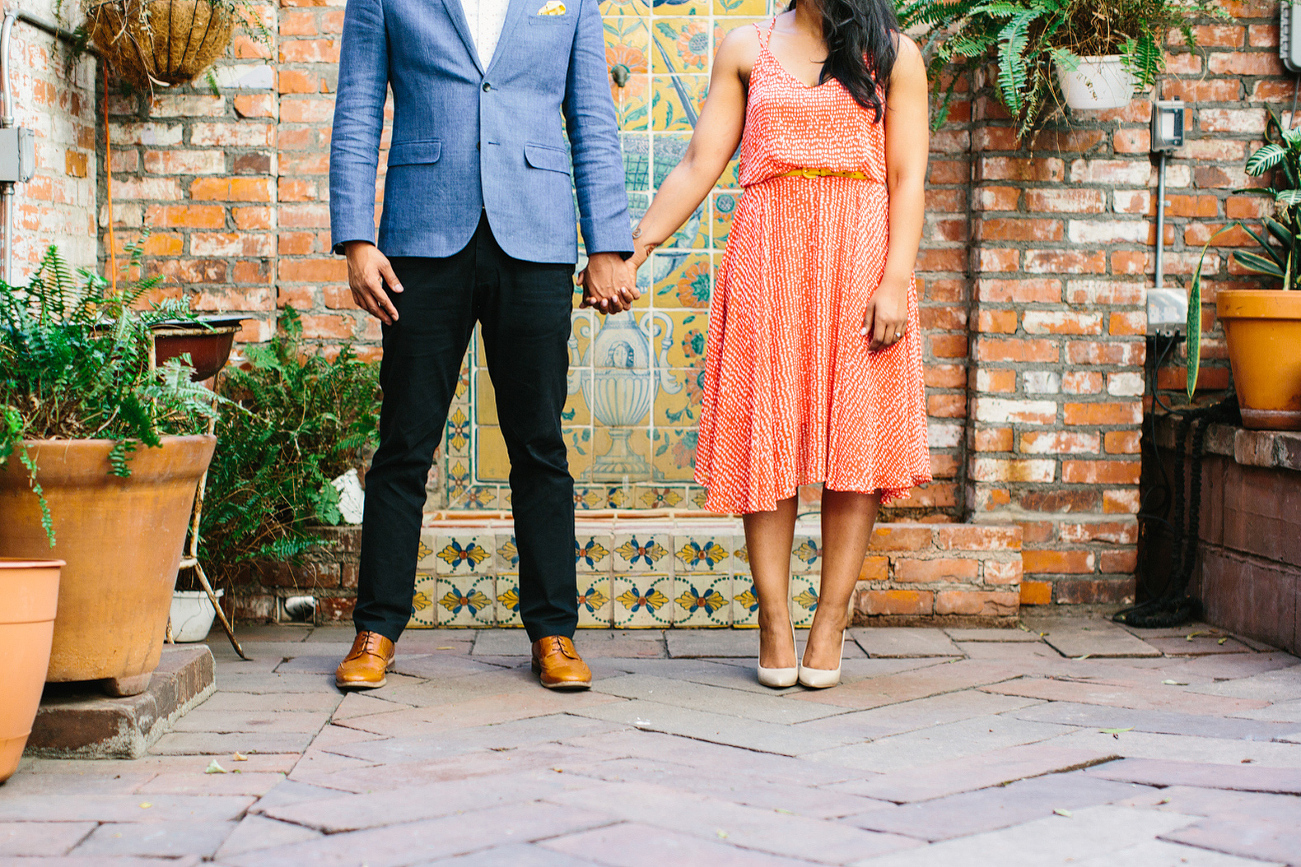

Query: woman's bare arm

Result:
[629,28,754,266]
[865,34,928,350]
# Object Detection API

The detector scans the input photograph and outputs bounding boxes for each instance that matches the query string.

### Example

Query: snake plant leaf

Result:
[1240,224,1287,269]
[1265,216,1296,246]
[1233,250,1286,278]
[1186,238,1215,403]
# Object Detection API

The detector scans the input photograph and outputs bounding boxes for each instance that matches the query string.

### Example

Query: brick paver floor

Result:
[3,614,1300,866]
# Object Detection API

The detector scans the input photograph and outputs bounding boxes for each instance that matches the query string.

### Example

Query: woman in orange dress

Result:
[627,0,931,688]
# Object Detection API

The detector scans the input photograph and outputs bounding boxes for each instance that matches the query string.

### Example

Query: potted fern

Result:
[1186,114,1301,430]
[911,0,1223,137]
[0,246,218,696]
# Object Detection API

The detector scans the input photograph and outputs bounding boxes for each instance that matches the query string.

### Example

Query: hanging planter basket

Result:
[1054,55,1138,111]
[86,0,234,88]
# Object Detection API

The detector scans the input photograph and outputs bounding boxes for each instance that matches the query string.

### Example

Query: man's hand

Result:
[578,252,639,314]
[863,281,909,351]
[345,241,403,325]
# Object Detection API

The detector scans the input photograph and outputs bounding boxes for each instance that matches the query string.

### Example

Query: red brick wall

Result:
[4,0,97,281]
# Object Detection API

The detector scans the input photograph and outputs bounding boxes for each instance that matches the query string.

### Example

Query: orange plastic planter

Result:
[0,436,215,695]
[1216,290,1301,431]
[0,558,62,783]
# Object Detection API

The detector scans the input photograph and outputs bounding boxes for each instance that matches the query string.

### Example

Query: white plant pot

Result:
[1055,55,1137,110]
[169,589,223,643]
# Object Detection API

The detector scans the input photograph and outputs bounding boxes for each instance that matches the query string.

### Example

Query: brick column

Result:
[966,92,1145,605]
[105,3,278,341]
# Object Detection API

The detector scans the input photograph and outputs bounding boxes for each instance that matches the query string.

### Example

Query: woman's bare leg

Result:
[742,496,799,669]
[804,488,881,670]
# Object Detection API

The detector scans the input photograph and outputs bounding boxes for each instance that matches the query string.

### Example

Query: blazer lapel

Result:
[440,0,485,74]
[485,0,534,75]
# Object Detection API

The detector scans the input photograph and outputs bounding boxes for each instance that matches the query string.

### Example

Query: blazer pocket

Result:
[388,139,442,167]
[524,143,571,174]
[528,13,571,24]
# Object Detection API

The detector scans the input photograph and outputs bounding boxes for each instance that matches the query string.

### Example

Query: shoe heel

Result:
[798,630,844,689]
[757,616,799,689]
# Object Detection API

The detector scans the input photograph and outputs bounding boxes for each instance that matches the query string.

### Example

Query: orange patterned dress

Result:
[694,19,931,513]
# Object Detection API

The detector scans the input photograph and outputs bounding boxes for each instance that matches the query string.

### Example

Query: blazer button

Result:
[482,82,492,92]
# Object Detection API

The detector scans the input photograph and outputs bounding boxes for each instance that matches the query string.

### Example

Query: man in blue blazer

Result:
[329,0,635,690]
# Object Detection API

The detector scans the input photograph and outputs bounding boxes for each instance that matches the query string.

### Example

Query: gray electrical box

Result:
[0,127,35,184]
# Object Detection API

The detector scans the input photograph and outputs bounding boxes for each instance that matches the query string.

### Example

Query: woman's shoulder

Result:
[714,19,764,76]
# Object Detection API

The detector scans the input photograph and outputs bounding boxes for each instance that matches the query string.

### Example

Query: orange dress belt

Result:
[779,168,870,180]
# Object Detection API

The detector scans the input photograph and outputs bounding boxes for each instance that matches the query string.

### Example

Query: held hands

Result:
[863,280,908,351]
[344,241,403,325]
[578,252,639,314]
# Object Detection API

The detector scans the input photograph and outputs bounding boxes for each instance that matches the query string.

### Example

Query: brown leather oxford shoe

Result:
[335,630,395,689]
[531,635,591,690]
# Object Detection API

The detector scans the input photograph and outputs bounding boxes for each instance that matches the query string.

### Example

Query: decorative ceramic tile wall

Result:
[439,0,777,513]
[411,518,788,628]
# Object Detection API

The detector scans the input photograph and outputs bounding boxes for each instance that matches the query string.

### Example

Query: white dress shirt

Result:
[459,0,511,66]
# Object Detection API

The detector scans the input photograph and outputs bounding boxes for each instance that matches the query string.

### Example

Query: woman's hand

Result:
[863,281,908,351]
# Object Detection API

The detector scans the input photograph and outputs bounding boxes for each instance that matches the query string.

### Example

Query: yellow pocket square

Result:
[537,1,566,14]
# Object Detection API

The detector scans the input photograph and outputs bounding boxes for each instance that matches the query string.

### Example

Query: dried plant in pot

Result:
[84,0,263,89]
[0,245,219,696]
[1186,113,1301,430]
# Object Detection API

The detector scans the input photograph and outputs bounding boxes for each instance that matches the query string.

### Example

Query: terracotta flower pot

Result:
[0,436,216,696]
[0,558,62,784]
[1216,290,1301,431]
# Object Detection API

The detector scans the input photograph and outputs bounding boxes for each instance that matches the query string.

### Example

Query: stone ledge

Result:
[1155,415,1301,474]
[26,645,216,760]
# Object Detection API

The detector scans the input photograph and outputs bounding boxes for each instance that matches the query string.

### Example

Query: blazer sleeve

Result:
[330,0,389,254]
[562,0,634,258]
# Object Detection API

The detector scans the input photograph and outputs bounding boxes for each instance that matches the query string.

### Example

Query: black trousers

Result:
[354,215,578,643]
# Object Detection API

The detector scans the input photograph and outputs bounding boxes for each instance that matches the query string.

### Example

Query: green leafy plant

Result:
[0,244,216,544]
[1185,115,1300,399]
[901,0,1223,138]
[198,308,380,584]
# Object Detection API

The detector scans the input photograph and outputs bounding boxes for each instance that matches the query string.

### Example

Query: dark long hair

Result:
[790,0,899,121]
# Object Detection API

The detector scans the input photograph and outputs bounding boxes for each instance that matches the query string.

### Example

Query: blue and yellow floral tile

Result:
[789,573,821,628]
[408,572,439,628]
[494,532,520,573]
[653,251,712,308]
[674,530,731,573]
[493,574,523,628]
[435,575,496,627]
[612,529,673,573]
[673,574,731,626]
[711,190,740,246]
[791,534,823,575]
[689,486,711,510]
[714,0,770,15]
[612,73,651,131]
[577,574,614,627]
[651,133,690,188]
[652,74,708,132]
[634,484,687,509]
[416,532,440,571]
[651,0,710,16]
[731,574,760,627]
[652,427,699,482]
[600,0,650,16]
[433,534,494,576]
[649,18,711,72]
[574,532,614,574]
[612,574,673,627]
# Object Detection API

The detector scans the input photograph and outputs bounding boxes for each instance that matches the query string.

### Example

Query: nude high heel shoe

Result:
[798,629,845,689]
[757,616,799,689]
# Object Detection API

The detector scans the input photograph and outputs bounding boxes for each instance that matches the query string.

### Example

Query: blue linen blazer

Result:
[329,0,633,263]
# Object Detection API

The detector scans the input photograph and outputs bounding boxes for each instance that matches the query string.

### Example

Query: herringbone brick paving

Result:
[2,615,1299,865]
